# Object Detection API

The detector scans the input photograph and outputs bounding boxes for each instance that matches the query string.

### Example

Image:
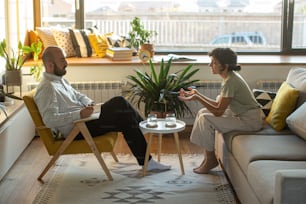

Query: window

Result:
[292,0,306,49]
[0,1,5,75]
[38,0,306,54]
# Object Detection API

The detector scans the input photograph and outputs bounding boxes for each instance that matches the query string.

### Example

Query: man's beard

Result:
[54,63,67,76]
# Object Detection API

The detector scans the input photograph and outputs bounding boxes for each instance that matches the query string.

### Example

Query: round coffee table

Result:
[139,119,186,176]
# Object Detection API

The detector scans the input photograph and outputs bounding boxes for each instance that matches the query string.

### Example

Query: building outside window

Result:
[39,0,306,54]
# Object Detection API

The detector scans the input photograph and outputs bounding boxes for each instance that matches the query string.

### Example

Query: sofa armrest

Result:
[274,170,306,204]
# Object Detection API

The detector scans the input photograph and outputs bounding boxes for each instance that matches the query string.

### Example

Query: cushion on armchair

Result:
[265,82,299,131]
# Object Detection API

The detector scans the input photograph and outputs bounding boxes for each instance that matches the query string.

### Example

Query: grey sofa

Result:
[215,67,306,204]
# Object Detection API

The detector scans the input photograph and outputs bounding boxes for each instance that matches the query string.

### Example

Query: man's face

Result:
[53,62,67,76]
[53,50,68,76]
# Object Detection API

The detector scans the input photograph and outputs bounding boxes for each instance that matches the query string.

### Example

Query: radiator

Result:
[183,80,222,123]
[27,81,124,103]
[256,80,283,92]
[70,81,123,103]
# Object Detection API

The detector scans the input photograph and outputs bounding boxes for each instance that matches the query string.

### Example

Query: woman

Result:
[179,48,262,174]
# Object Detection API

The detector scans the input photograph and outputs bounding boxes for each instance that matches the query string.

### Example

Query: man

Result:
[34,46,170,172]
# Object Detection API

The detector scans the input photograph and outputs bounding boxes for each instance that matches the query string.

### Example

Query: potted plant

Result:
[125,58,200,118]
[0,39,24,87]
[128,17,157,56]
[0,39,43,84]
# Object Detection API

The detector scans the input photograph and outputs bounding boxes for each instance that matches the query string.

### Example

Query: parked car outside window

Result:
[210,32,267,46]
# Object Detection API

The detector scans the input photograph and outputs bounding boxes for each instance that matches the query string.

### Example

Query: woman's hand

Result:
[80,106,94,118]
[178,87,197,101]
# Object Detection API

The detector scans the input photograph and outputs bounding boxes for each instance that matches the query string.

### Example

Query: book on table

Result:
[106,47,133,60]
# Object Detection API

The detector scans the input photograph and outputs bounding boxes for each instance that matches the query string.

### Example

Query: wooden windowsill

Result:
[24,54,306,67]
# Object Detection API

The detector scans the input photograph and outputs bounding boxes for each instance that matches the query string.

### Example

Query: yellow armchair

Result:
[23,90,118,181]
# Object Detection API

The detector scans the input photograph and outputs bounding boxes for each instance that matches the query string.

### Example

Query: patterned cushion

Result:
[69,29,92,58]
[36,27,58,48]
[51,28,76,57]
[266,82,299,131]
[253,89,277,117]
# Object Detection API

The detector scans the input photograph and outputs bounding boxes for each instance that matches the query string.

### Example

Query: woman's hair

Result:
[208,48,241,71]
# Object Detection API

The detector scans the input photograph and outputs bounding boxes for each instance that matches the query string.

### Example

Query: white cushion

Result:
[286,102,306,140]
[286,67,306,108]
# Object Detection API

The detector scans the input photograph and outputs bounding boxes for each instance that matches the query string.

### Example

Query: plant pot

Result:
[5,70,22,86]
[140,43,154,58]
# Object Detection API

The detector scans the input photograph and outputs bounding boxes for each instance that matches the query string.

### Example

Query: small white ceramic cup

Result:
[147,113,157,127]
[165,113,176,127]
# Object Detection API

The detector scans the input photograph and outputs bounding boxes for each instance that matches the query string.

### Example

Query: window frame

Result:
[34,0,306,55]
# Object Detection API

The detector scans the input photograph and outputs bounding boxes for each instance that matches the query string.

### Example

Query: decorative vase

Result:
[5,70,22,86]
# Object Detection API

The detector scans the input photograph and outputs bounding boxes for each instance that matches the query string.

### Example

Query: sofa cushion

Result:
[231,134,306,175]
[286,102,306,140]
[286,67,306,108]
[253,89,276,117]
[88,33,111,57]
[36,27,58,48]
[266,81,299,131]
[28,30,44,59]
[69,29,92,58]
[247,160,306,204]
[223,123,292,152]
[51,28,76,57]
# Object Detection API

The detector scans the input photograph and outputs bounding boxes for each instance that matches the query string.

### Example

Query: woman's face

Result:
[209,56,225,74]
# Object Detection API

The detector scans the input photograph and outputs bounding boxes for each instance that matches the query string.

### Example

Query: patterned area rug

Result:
[33,154,237,204]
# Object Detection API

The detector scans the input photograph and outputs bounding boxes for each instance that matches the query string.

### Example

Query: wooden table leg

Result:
[158,133,162,162]
[174,132,185,175]
[143,133,153,176]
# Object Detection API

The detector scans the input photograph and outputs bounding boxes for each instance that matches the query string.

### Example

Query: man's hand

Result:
[80,106,94,118]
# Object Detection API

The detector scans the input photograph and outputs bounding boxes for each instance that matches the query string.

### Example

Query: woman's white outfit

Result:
[190,71,262,151]
[191,108,262,151]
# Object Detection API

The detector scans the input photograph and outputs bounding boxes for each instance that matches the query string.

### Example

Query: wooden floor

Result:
[0,126,204,204]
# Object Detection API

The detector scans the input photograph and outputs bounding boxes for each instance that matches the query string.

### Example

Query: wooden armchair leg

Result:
[38,126,80,182]
[77,122,113,181]
[111,152,119,162]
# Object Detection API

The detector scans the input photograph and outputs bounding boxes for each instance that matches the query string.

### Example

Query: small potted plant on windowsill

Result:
[124,58,200,118]
[0,39,43,96]
[0,39,43,78]
[0,39,24,87]
[128,16,157,57]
